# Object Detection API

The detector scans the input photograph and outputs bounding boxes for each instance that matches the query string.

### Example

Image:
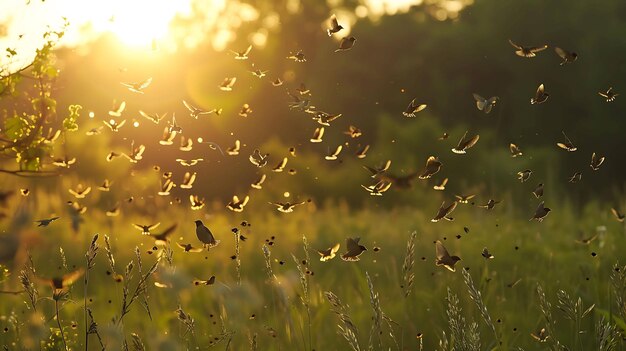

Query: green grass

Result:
[0,200,625,350]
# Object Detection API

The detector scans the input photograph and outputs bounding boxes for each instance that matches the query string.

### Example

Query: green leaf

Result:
[63,104,81,132]
[3,114,30,140]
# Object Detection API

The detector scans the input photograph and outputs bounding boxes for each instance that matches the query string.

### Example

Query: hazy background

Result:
[2,0,624,212]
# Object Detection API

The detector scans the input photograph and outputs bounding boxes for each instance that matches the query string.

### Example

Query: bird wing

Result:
[435,240,450,261]
[508,39,522,50]
[139,77,153,90]
[61,268,85,287]
[346,237,360,253]
[554,47,567,59]
[536,84,545,96]
[462,134,480,150]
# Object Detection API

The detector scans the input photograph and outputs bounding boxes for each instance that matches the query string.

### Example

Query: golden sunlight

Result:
[62,0,193,49]
[0,0,193,68]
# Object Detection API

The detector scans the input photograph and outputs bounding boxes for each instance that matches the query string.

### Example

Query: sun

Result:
[105,0,185,48]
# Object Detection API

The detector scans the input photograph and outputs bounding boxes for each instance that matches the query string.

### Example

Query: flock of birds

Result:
[7,13,626,294]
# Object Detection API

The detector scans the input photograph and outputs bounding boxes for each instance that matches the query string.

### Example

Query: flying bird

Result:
[121,77,152,93]
[219,77,237,91]
[249,149,269,167]
[251,174,266,189]
[568,171,582,183]
[590,152,605,171]
[86,126,103,136]
[508,39,548,57]
[296,83,311,95]
[318,243,340,261]
[168,114,183,133]
[335,36,356,52]
[472,94,498,113]
[344,125,362,138]
[531,84,549,104]
[238,103,253,117]
[479,199,501,210]
[517,169,532,182]
[530,328,550,342]
[341,237,367,261]
[554,47,577,65]
[355,144,370,159]
[271,157,288,172]
[325,145,343,160]
[176,158,204,167]
[158,179,176,196]
[179,136,193,152]
[455,194,476,204]
[103,119,126,132]
[598,87,618,102]
[433,178,448,191]
[530,201,551,222]
[431,201,457,222]
[361,180,393,196]
[35,216,60,227]
[68,184,91,199]
[183,100,216,119]
[269,201,306,213]
[159,127,177,146]
[52,156,76,168]
[231,45,252,60]
[451,131,480,154]
[193,276,216,286]
[36,268,85,292]
[327,14,344,36]
[176,242,204,253]
[133,223,161,235]
[435,240,461,272]
[287,50,306,62]
[180,172,197,189]
[108,100,126,117]
[481,247,494,259]
[106,205,120,217]
[574,233,598,245]
[310,127,325,143]
[509,143,523,157]
[419,156,442,179]
[226,140,241,156]
[555,131,577,152]
[189,195,205,210]
[403,98,427,117]
[195,220,220,249]
[227,195,250,212]
[139,110,167,124]
[123,141,145,163]
[312,111,342,126]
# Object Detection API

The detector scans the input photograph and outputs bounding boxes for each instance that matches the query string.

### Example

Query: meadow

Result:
[2,0,626,350]
[0,191,625,350]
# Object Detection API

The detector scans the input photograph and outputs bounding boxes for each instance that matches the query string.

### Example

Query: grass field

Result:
[1,196,625,350]
[2,1,626,350]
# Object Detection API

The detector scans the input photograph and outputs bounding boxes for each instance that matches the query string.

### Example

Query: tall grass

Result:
[0,205,624,350]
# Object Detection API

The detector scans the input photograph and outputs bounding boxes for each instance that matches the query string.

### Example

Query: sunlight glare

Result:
[103,0,191,48]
